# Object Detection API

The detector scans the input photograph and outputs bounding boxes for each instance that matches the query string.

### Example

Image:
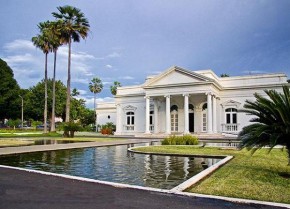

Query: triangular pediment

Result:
[144,66,213,87]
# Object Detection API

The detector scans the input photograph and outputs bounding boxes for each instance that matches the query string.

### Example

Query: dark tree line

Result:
[0,58,94,127]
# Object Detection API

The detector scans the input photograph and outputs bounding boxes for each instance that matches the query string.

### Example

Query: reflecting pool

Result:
[0,143,222,189]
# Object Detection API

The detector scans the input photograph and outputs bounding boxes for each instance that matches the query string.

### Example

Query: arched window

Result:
[225,108,237,124]
[126,112,134,130]
[171,105,178,132]
[189,104,194,111]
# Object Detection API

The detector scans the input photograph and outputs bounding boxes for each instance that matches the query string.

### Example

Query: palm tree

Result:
[32,21,53,133]
[238,86,290,165]
[52,5,90,124]
[110,81,121,96]
[89,77,103,131]
[47,20,63,132]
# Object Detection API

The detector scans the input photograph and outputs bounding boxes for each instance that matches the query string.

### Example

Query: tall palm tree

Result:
[47,20,63,132]
[238,86,290,165]
[52,5,90,124]
[110,81,121,96]
[32,21,53,133]
[89,77,103,131]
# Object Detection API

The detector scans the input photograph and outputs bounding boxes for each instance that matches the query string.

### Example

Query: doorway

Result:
[189,113,194,132]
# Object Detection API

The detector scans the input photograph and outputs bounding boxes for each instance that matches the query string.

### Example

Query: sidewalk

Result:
[0,138,157,155]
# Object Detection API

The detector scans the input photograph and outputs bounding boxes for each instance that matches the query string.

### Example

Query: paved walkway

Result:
[0,138,158,156]
[0,140,288,209]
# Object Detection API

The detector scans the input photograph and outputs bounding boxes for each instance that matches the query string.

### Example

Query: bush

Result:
[61,122,83,138]
[100,122,116,135]
[161,135,198,145]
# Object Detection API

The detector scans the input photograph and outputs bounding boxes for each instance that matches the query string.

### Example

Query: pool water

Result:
[0,143,222,189]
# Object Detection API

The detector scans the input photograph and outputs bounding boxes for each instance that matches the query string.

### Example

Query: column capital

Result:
[183,93,190,97]
[205,92,212,96]
[164,95,170,98]
[144,96,150,99]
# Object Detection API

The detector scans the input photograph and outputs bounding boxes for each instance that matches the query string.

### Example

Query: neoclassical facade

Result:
[96,66,288,136]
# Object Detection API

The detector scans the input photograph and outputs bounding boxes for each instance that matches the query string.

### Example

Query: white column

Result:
[183,94,189,134]
[154,100,159,134]
[115,104,121,134]
[212,95,217,133]
[207,93,213,133]
[145,96,150,134]
[165,95,171,134]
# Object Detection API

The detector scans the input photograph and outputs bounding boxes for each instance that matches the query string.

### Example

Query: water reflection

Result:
[0,144,222,189]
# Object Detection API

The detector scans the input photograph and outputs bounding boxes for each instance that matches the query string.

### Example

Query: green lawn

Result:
[0,139,34,147]
[133,146,290,204]
[0,132,124,147]
[0,132,62,138]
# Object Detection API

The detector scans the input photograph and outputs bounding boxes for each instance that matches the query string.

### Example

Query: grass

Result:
[0,139,34,147]
[0,132,62,138]
[0,131,124,147]
[133,146,290,204]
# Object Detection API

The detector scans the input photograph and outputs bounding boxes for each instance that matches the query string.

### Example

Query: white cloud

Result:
[105,64,113,69]
[82,96,114,109]
[4,39,35,52]
[78,89,87,95]
[148,71,162,75]
[242,70,268,75]
[58,47,96,61]
[118,76,134,80]
[107,52,121,58]
[102,81,113,85]
[3,53,35,63]
[72,77,89,84]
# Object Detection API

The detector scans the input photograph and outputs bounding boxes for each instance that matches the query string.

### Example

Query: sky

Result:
[1,0,290,109]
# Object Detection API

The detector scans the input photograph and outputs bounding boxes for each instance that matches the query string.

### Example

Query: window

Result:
[126,112,135,130]
[150,111,154,131]
[170,105,178,132]
[202,103,207,132]
[225,108,237,124]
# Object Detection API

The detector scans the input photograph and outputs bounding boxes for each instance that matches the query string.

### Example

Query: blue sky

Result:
[1,0,290,108]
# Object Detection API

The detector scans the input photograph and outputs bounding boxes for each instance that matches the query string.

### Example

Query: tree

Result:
[52,5,90,124]
[48,20,63,132]
[238,86,290,165]
[71,88,80,97]
[25,79,67,121]
[110,81,121,96]
[220,73,230,77]
[32,21,53,133]
[0,59,21,121]
[89,77,103,131]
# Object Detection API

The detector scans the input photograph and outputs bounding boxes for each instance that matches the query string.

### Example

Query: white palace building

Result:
[96,66,288,137]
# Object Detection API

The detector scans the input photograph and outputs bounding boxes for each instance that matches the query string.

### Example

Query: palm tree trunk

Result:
[51,50,57,132]
[44,53,48,133]
[287,143,290,166]
[94,93,97,132]
[65,38,71,123]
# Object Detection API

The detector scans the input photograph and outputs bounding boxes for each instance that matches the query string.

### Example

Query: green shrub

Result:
[100,122,116,135]
[161,135,198,145]
[61,122,83,138]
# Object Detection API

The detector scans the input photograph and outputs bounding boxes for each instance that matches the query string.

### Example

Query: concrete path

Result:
[0,140,289,209]
[0,138,158,156]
